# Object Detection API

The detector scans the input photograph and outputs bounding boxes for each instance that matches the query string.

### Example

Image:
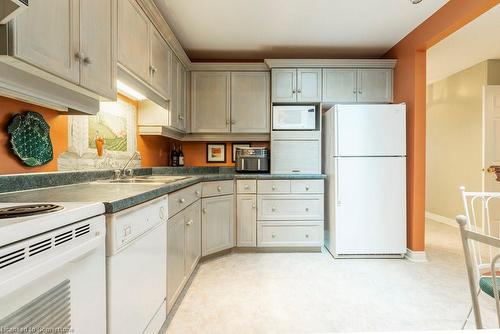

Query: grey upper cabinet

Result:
[191,71,231,133]
[322,69,357,103]
[11,0,117,99]
[149,26,172,99]
[170,55,186,132]
[272,69,296,102]
[118,0,150,83]
[322,68,393,103]
[297,68,322,102]
[231,72,270,133]
[79,0,117,99]
[13,0,79,83]
[357,69,393,103]
[272,68,321,103]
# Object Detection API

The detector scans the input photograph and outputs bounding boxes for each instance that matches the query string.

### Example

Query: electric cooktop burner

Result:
[0,204,64,219]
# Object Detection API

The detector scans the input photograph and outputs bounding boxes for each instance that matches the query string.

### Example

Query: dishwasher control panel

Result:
[105,195,168,255]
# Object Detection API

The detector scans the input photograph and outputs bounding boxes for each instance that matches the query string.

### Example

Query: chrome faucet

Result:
[118,151,140,178]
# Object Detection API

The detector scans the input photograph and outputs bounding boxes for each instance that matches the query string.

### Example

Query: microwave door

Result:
[273,106,316,130]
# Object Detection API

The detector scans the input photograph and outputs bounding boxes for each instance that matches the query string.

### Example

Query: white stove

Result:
[0,202,107,333]
[0,202,104,247]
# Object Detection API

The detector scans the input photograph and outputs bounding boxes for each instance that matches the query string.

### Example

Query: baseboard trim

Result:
[425,211,458,228]
[405,248,428,262]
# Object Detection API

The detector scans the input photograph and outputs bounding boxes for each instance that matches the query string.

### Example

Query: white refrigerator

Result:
[323,104,407,257]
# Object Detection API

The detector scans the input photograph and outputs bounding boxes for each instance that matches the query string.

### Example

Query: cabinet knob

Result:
[83,57,92,65]
[353,89,356,94]
[305,234,309,238]
[305,208,309,212]
[231,120,236,125]
[272,234,276,238]
[217,186,222,191]
[292,90,296,94]
[252,203,256,209]
[244,185,249,190]
[271,207,276,212]
[305,186,310,191]
[358,90,363,94]
[150,65,157,73]
[203,208,207,214]
[297,89,302,93]
[272,185,276,190]
[195,190,201,196]
[179,198,185,203]
[226,119,230,125]
[74,52,84,61]
[185,219,193,226]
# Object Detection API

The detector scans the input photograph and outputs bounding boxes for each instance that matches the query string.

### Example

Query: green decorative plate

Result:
[7,111,54,167]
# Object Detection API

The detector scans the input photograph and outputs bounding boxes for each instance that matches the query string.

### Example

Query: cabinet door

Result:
[237,195,257,247]
[178,65,187,132]
[117,0,150,82]
[184,200,201,277]
[167,213,186,310]
[150,27,171,99]
[297,68,322,102]
[272,69,296,102]
[191,72,231,133]
[79,0,117,99]
[322,69,357,103]
[202,195,234,256]
[356,69,393,103]
[13,0,79,83]
[231,72,270,133]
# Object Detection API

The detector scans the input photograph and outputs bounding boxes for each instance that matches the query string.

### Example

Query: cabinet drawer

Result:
[291,180,324,194]
[257,180,290,194]
[257,222,323,247]
[257,195,324,221]
[237,180,256,194]
[168,184,202,218]
[202,180,234,197]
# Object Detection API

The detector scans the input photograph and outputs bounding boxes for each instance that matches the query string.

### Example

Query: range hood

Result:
[0,0,28,24]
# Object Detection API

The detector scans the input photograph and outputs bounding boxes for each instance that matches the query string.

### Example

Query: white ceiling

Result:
[154,0,449,60]
[426,4,500,84]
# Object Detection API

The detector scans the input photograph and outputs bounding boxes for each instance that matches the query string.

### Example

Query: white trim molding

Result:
[264,59,397,69]
[405,248,428,262]
[425,211,458,228]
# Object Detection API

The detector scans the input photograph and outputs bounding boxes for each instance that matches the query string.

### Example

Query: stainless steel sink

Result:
[95,175,190,185]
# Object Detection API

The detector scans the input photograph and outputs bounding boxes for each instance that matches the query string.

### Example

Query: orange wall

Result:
[0,96,68,175]
[0,95,172,175]
[182,142,269,167]
[383,0,499,251]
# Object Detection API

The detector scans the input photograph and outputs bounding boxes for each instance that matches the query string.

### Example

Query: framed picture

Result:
[206,143,226,163]
[232,143,251,162]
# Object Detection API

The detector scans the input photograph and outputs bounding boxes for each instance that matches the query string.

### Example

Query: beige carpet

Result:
[164,220,498,333]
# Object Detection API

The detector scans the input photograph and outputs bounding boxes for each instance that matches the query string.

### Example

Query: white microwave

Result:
[272,105,317,130]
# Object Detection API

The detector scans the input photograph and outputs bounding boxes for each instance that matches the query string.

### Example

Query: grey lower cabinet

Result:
[201,181,235,256]
[166,198,201,313]
[236,179,324,248]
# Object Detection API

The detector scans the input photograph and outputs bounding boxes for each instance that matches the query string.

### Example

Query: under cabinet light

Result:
[117,80,146,101]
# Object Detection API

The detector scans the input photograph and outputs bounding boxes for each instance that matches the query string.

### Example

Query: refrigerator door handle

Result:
[335,159,341,206]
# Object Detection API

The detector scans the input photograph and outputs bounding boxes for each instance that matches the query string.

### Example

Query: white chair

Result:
[458,186,500,328]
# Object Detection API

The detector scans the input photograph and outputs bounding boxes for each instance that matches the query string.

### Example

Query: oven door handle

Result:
[0,233,105,298]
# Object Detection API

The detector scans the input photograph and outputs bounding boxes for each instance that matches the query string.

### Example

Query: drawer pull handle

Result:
[305,234,309,238]
[179,198,185,203]
[185,220,193,226]
[272,234,276,238]
[217,186,222,191]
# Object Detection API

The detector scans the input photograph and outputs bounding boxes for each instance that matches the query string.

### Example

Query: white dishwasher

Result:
[106,196,167,334]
